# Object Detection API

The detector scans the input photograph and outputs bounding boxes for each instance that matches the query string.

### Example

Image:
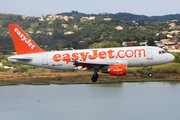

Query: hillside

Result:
[0,13,180,54]
[57,11,180,22]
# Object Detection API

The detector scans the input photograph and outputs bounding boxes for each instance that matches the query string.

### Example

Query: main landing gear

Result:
[91,73,99,82]
[148,66,153,77]
[91,69,99,82]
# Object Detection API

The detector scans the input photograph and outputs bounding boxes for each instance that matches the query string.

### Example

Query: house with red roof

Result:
[0,52,3,56]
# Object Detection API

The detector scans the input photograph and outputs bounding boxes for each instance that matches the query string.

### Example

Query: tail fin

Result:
[8,24,46,55]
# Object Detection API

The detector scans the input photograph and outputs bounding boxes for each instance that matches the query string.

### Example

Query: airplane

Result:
[7,24,175,82]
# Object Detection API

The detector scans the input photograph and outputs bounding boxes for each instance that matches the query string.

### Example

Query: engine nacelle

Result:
[102,64,127,76]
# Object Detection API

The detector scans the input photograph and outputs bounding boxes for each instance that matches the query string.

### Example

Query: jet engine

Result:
[102,64,127,76]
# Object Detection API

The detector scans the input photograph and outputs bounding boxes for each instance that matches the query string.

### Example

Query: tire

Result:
[91,73,98,82]
[148,73,153,77]
[95,73,99,78]
[91,76,97,82]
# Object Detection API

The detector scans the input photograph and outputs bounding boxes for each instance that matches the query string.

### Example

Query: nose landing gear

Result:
[148,66,153,77]
[148,73,153,77]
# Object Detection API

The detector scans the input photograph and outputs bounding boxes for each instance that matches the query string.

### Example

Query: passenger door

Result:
[147,48,153,59]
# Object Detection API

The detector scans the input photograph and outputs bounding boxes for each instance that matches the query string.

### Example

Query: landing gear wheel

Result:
[91,77,97,82]
[91,73,99,82]
[95,73,99,78]
[148,73,153,77]
[148,66,153,77]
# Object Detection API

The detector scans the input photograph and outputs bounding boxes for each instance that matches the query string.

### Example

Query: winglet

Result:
[8,24,46,55]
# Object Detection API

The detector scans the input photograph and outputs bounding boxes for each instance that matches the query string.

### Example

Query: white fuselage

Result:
[7,46,175,71]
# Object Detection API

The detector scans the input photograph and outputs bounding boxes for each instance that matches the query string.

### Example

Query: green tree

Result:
[88,41,121,48]
[147,38,155,46]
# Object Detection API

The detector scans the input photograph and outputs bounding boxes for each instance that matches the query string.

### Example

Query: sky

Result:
[0,0,180,17]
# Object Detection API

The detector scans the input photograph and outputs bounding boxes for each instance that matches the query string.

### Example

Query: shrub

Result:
[13,67,28,73]
[152,63,180,73]
[0,67,10,72]
[28,72,35,76]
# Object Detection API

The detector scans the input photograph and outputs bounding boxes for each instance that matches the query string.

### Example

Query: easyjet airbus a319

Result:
[7,24,175,82]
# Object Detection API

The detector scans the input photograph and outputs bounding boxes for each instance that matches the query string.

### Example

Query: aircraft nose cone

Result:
[169,54,175,62]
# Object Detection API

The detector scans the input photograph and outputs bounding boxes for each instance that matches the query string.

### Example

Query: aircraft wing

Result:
[71,61,108,71]
[71,60,129,71]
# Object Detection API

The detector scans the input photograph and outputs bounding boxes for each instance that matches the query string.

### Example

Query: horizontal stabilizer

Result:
[8,56,32,60]
[7,56,32,63]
